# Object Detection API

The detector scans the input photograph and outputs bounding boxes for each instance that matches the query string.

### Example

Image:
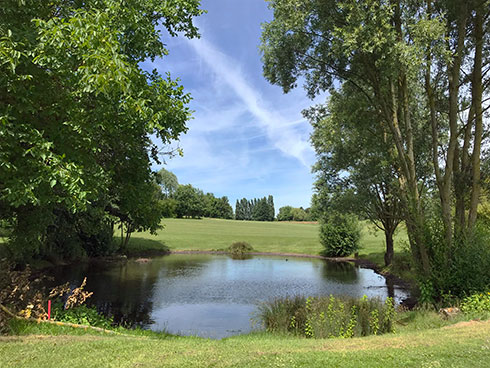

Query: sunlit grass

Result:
[129,218,323,255]
[128,218,410,268]
[1,319,489,367]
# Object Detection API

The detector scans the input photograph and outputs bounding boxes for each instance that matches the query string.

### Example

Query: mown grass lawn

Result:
[129,218,322,255]
[1,319,488,368]
[128,218,408,260]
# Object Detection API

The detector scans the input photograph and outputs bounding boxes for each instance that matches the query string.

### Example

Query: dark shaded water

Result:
[47,254,409,338]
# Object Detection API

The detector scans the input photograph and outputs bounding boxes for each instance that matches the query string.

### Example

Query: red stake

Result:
[47,300,51,320]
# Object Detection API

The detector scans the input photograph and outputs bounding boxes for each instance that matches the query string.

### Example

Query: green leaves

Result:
[1,0,203,262]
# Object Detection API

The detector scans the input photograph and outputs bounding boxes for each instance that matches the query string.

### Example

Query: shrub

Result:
[0,261,93,333]
[258,295,396,338]
[423,217,490,299]
[227,241,254,255]
[460,292,490,318]
[319,213,360,257]
[52,303,113,329]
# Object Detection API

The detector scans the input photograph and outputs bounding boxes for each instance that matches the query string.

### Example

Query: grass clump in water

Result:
[258,295,396,338]
[227,241,254,256]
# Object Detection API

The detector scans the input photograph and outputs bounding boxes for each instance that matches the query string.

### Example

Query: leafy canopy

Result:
[0,0,204,260]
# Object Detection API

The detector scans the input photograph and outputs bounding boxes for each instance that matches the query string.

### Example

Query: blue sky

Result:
[143,0,324,211]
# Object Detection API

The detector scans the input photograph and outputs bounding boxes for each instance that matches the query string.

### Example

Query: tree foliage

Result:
[277,206,294,221]
[277,206,314,222]
[157,168,179,198]
[174,184,205,219]
[155,168,233,220]
[235,196,275,221]
[0,0,204,261]
[320,213,361,257]
[261,0,490,284]
[202,193,233,219]
[307,82,409,266]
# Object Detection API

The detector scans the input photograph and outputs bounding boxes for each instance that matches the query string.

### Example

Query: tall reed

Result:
[258,295,396,338]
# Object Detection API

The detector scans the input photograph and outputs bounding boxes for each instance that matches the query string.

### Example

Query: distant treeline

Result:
[235,196,275,221]
[159,169,316,222]
[158,169,233,220]
[276,206,318,222]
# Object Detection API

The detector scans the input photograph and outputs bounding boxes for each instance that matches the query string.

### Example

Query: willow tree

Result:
[261,0,490,276]
[307,82,417,267]
[0,0,203,260]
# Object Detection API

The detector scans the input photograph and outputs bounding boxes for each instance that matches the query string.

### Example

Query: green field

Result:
[128,218,408,262]
[1,319,489,368]
[130,218,322,255]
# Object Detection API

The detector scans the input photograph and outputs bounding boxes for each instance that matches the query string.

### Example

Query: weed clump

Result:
[258,295,396,338]
[227,242,254,255]
[460,292,490,319]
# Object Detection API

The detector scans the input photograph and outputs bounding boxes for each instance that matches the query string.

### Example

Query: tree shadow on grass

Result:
[125,237,170,258]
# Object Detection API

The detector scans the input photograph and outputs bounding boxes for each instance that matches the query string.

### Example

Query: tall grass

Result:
[258,295,396,338]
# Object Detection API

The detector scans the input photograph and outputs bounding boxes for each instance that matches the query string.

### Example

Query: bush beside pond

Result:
[258,295,396,338]
[227,242,254,255]
[320,213,361,257]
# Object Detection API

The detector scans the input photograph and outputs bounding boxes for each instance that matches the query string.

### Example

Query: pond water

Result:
[47,254,409,339]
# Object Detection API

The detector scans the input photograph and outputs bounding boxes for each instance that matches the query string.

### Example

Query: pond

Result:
[47,254,409,339]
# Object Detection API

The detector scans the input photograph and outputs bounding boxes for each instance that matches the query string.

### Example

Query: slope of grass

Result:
[128,218,409,262]
[1,319,488,367]
[129,218,323,255]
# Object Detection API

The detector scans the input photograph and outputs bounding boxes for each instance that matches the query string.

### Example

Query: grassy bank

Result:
[128,218,407,258]
[2,218,409,270]
[1,319,488,367]
[129,218,322,255]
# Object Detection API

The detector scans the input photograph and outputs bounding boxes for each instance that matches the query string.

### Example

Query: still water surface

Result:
[48,254,409,338]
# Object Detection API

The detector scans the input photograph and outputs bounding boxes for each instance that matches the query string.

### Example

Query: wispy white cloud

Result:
[187,37,314,167]
[149,3,321,210]
[187,103,247,133]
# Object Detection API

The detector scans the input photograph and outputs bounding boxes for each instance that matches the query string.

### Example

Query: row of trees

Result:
[0,0,204,262]
[276,206,317,222]
[235,196,275,221]
[157,169,233,220]
[262,0,490,298]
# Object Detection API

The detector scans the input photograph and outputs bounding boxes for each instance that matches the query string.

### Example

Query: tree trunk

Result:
[441,2,468,249]
[384,228,394,267]
[455,105,474,233]
[467,4,484,230]
[120,223,124,249]
[387,0,430,276]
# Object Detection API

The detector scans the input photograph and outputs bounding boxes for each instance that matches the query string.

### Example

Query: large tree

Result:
[307,82,417,266]
[174,184,205,219]
[157,168,179,198]
[261,0,490,277]
[0,0,203,261]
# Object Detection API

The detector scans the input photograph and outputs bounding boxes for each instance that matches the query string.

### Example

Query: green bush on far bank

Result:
[320,213,361,257]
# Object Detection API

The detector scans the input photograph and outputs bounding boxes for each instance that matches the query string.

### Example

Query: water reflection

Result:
[46,254,409,338]
[321,261,359,283]
[227,253,253,260]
